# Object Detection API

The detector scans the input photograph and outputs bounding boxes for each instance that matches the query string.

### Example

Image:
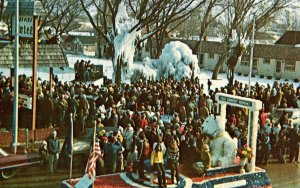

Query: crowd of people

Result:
[74,59,97,82]
[0,70,300,186]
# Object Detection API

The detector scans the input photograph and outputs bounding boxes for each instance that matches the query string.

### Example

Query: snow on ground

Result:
[1,54,298,90]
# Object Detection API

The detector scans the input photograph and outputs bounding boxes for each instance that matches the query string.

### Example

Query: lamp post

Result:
[5,0,45,153]
[12,0,20,154]
[248,16,255,97]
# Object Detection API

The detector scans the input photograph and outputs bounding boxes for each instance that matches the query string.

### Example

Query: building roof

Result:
[64,35,76,43]
[254,32,276,41]
[0,44,68,68]
[5,0,45,16]
[275,31,300,45]
[253,44,300,62]
[196,40,300,62]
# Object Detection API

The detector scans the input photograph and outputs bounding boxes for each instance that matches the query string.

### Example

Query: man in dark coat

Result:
[47,130,60,174]
[58,94,68,127]
[289,125,300,163]
[103,136,122,174]
[43,94,54,127]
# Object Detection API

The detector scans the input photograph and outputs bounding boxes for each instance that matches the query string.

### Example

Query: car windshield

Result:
[76,128,94,141]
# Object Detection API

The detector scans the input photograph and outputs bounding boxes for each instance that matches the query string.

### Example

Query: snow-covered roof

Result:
[0,44,68,68]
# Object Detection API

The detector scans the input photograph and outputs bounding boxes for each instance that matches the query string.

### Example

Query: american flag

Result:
[86,138,101,179]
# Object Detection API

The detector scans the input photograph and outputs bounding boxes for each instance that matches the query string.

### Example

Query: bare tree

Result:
[80,0,204,83]
[192,0,226,54]
[0,0,4,21]
[39,0,83,38]
[211,0,293,85]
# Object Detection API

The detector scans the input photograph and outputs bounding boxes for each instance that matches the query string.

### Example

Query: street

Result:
[1,162,300,188]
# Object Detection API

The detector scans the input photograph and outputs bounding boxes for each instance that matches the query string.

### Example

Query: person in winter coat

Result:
[47,130,60,174]
[126,143,138,173]
[260,132,271,165]
[137,131,150,181]
[103,136,123,174]
[278,125,288,163]
[123,123,134,159]
[58,94,68,127]
[289,125,300,163]
[39,140,49,170]
[166,139,180,184]
[78,94,90,123]
[151,143,167,188]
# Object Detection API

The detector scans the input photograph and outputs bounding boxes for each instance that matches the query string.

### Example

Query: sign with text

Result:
[219,95,253,107]
[19,94,32,109]
[12,16,33,38]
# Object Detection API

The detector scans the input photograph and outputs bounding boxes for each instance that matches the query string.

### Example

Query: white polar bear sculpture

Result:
[201,115,237,167]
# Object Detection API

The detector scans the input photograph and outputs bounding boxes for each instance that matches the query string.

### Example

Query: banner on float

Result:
[19,94,32,109]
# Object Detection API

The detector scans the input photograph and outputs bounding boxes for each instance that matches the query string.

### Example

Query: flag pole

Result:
[92,120,96,188]
[69,113,74,183]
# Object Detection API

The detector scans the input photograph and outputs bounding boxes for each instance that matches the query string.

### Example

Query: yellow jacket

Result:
[151,151,164,165]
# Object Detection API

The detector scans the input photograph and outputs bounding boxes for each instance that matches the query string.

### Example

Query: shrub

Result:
[275,77,280,80]
[251,74,255,77]
[284,79,289,82]
[244,74,248,77]
[260,75,264,78]
[267,75,272,80]
[294,78,299,83]
[237,72,242,76]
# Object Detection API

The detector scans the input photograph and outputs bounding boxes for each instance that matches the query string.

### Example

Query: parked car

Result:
[0,148,42,179]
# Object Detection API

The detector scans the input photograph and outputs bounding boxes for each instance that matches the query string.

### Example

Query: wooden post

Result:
[50,67,53,95]
[32,15,38,131]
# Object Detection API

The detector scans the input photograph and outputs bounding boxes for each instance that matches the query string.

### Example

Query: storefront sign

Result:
[12,16,33,38]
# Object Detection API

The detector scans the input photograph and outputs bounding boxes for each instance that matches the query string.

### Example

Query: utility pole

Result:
[32,14,39,131]
[248,16,255,97]
[12,0,19,154]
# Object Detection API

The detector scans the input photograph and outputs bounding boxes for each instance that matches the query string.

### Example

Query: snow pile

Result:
[156,41,199,80]
[112,2,141,82]
[141,57,159,79]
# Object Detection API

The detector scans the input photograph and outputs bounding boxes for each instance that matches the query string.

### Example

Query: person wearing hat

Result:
[39,140,49,170]
[47,130,60,174]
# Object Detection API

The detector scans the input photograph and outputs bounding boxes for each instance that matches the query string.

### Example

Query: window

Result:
[208,53,214,59]
[253,59,258,71]
[285,61,295,72]
[241,60,249,66]
[263,58,271,64]
[199,54,204,65]
[275,60,285,73]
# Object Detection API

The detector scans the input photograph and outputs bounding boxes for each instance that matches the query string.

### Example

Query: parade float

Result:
[60,93,272,188]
